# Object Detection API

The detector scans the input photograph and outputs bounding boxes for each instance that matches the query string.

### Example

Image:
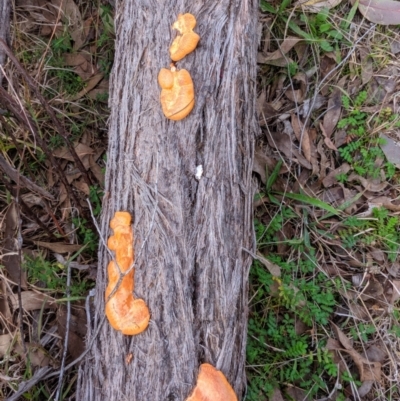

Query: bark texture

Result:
[77,0,258,399]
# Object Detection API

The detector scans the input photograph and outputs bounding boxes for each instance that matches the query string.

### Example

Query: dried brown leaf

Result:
[365,344,387,363]
[253,148,280,184]
[89,155,105,187]
[255,251,281,277]
[320,122,337,151]
[291,114,312,162]
[53,142,94,169]
[257,36,302,65]
[322,89,342,140]
[380,134,400,168]
[355,0,400,25]
[9,291,55,312]
[0,334,13,357]
[331,322,353,350]
[15,342,51,368]
[285,72,307,104]
[0,280,12,322]
[390,280,400,304]
[266,128,312,169]
[68,72,104,101]
[348,348,381,382]
[347,173,388,192]
[33,241,82,253]
[269,388,285,401]
[3,203,27,287]
[297,0,344,12]
[285,386,311,401]
[322,163,350,188]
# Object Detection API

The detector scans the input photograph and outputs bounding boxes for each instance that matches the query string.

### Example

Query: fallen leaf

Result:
[347,173,388,192]
[380,134,400,168]
[266,127,312,169]
[3,202,27,287]
[365,344,387,363]
[320,122,338,151]
[253,147,283,184]
[57,304,86,360]
[322,89,342,140]
[257,36,302,65]
[67,72,104,101]
[291,113,312,162]
[331,322,353,350]
[322,163,350,187]
[297,0,344,12]
[9,291,55,312]
[255,251,281,277]
[53,142,94,169]
[14,342,51,368]
[0,334,13,357]
[0,280,12,323]
[285,386,311,401]
[360,47,374,85]
[285,72,307,103]
[390,280,400,304]
[358,380,374,397]
[355,0,400,25]
[33,241,82,253]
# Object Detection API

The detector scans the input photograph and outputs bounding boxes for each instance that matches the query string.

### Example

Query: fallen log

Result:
[77,0,258,399]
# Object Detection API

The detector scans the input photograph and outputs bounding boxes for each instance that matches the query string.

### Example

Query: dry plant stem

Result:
[0,38,92,188]
[0,114,56,198]
[6,367,52,401]
[0,154,54,199]
[0,85,85,217]
[0,0,10,85]
[54,259,72,401]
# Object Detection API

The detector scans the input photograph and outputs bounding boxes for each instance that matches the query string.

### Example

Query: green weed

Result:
[339,207,400,262]
[337,91,397,181]
[25,254,91,297]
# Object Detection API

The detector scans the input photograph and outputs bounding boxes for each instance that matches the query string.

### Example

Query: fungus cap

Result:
[158,67,195,121]
[105,211,150,335]
[169,13,200,61]
[185,363,238,401]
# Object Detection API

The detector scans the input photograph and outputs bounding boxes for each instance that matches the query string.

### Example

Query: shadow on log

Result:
[77,0,258,399]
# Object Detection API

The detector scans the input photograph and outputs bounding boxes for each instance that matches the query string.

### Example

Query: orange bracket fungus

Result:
[105,211,150,335]
[185,363,238,401]
[169,13,200,61]
[158,66,195,120]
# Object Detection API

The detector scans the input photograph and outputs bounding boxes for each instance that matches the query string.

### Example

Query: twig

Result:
[54,258,72,401]
[0,38,93,188]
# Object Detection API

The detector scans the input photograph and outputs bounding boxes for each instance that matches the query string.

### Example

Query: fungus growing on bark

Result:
[185,363,238,401]
[158,66,195,120]
[105,211,150,335]
[169,13,200,61]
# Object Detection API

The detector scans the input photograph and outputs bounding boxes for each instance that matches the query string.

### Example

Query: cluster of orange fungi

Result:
[158,13,199,121]
[105,211,150,335]
[186,364,238,401]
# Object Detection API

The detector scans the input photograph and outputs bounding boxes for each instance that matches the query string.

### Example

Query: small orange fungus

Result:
[158,66,195,120]
[105,211,150,335]
[185,363,238,401]
[169,13,200,61]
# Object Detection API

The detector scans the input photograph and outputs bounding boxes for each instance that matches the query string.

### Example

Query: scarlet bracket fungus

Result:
[185,363,238,401]
[158,66,195,120]
[105,211,150,335]
[169,13,200,61]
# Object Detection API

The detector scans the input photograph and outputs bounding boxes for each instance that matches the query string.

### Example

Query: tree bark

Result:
[77,0,258,399]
